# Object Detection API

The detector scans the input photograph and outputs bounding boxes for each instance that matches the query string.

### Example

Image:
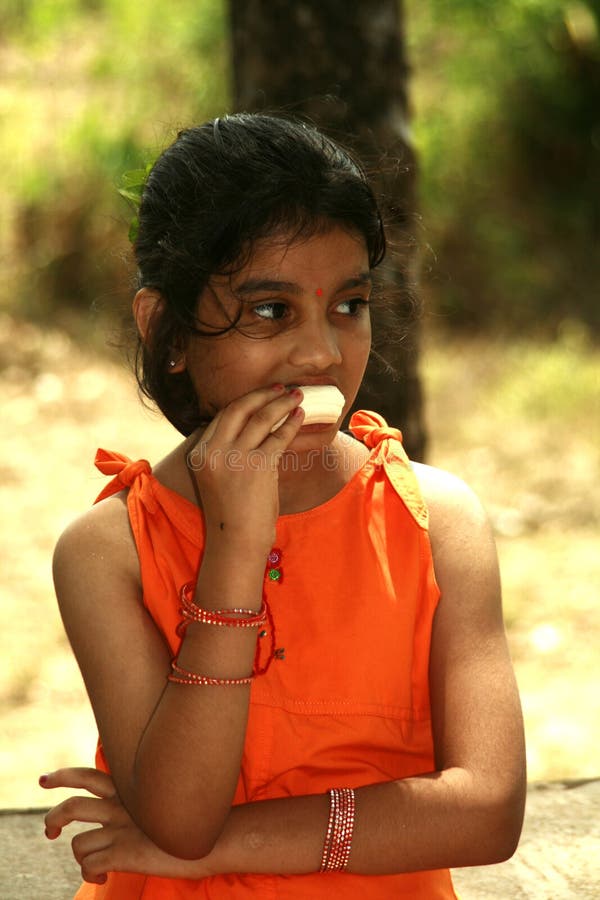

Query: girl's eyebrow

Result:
[236,278,300,295]
[341,273,373,290]
[235,272,373,295]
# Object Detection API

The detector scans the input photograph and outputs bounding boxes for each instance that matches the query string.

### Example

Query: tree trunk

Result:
[229,0,426,460]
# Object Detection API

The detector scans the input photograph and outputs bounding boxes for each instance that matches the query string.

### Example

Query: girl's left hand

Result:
[40,768,214,884]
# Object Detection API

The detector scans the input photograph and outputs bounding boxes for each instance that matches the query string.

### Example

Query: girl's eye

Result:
[250,298,369,322]
[336,299,370,316]
[252,302,288,320]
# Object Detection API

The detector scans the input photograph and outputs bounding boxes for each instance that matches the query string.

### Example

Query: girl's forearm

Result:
[42,765,523,883]
[199,768,523,878]
[129,537,269,858]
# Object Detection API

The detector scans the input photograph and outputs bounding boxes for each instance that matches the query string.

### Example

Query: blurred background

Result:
[1,0,599,808]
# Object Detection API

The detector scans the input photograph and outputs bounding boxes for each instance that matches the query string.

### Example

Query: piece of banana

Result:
[271,385,345,431]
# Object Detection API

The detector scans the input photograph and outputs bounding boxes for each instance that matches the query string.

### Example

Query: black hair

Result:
[133,112,388,435]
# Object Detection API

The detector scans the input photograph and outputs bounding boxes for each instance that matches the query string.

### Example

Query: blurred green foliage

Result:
[406,0,600,332]
[0,0,229,337]
[1,0,598,336]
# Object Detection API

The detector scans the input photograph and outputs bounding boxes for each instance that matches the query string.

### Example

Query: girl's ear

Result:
[132,288,162,342]
[132,289,186,372]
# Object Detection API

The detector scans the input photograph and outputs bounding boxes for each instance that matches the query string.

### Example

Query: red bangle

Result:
[175,584,277,679]
[320,788,355,872]
[177,581,267,632]
[168,661,253,686]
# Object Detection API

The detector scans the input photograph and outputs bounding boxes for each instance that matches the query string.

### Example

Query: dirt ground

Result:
[1,312,599,808]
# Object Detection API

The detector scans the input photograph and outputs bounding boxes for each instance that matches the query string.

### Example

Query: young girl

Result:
[41,113,526,898]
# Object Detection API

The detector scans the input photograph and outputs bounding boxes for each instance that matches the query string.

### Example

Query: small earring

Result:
[169,360,177,368]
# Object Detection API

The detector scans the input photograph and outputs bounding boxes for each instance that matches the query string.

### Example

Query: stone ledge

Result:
[1,780,599,899]
[452,779,600,899]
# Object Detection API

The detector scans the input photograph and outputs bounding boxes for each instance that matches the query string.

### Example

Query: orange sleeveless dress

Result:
[75,410,457,899]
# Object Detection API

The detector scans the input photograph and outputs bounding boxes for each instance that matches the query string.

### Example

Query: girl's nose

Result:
[287,316,343,369]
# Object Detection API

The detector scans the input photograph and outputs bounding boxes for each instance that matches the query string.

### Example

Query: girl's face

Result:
[184,226,372,444]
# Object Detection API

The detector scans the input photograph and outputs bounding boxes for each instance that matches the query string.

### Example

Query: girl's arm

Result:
[47,465,525,878]
[215,466,525,875]
[203,466,525,874]
[53,385,306,859]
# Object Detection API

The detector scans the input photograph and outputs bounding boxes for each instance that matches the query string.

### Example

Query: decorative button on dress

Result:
[75,411,458,899]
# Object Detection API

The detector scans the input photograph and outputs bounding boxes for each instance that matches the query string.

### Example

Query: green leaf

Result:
[128,215,139,244]
[118,186,143,204]
[118,165,152,244]
[121,168,149,188]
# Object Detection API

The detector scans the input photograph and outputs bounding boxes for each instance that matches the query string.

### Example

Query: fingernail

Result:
[39,774,49,787]
[271,383,285,391]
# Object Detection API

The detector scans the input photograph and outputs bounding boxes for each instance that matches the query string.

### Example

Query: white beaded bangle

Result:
[320,788,355,872]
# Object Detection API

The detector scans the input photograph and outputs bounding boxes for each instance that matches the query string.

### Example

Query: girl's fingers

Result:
[201,385,301,447]
[231,389,306,449]
[199,385,282,444]
[71,825,112,865]
[39,767,116,799]
[264,401,305,439]
[83,872,108,887]
[81,849,113,884]
[44,795,117,839]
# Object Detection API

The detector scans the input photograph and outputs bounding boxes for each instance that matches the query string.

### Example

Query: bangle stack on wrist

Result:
[176,581,268,635]
[169,581,276,686]
[320,788,356,872]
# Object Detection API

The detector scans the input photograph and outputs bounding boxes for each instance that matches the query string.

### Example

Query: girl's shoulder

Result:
[411,461,484,510]
[53,491,140,593]
[411,463,501,619]
[410,461,493,554]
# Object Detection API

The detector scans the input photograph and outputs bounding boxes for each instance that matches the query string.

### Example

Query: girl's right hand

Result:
[42,768,216,883]
[187,384,305,552]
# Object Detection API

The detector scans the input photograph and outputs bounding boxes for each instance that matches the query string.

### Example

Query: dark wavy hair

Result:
[133,113,387,435]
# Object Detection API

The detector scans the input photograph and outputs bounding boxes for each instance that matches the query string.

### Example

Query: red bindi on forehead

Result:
[315,288,323,297]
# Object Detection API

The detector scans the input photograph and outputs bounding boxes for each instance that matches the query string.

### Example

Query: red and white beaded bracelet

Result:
[168,661,253,686]
[177,581,268,633]
[320,788,356,872]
